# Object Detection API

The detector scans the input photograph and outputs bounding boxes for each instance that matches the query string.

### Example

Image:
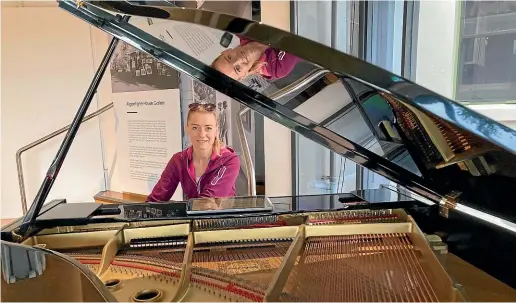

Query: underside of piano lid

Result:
[53,0,516,230]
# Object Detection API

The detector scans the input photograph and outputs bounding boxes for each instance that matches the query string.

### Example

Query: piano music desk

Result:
[93,190,148,204]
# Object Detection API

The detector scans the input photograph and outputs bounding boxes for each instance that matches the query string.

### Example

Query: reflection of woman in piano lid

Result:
[211,34,301,81]
[147,102,240,202]
[192,197,235,211]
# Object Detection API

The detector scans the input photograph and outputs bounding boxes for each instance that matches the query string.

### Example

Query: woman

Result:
[211,34,300,81]
[147,102,240,202]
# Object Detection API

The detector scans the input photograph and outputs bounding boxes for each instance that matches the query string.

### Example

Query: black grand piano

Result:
[2,1,516,301]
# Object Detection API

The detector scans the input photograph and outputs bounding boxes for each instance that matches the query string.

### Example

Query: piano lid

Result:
[53,1,516,226]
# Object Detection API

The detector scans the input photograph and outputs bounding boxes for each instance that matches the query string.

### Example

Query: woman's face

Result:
[212,44,265,80]
[186,111,218,152]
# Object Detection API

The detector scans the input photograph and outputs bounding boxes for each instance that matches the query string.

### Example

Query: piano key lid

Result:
[38,0,516,235]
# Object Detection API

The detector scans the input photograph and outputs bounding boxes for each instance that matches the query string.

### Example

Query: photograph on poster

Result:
[110,42,180,93]
[193,79,216,104]
[217,100,230,145]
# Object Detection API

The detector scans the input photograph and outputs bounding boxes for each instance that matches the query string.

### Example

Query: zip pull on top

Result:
[196,176,203,194]
[189,157,212,195]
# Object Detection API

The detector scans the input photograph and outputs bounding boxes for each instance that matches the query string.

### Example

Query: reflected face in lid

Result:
[211,42,268,81]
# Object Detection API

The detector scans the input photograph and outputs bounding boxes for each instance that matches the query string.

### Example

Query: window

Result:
[291,0,406,199]
[456,1,516,103]
[292,0,362,198]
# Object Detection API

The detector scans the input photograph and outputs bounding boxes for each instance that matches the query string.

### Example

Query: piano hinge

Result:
[439,191,461,218]
[75,0,86,9]
[11,230,23,243]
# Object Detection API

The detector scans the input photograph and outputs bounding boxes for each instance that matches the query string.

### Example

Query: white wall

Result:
[415,1,460,99]
[89,29,118,193]
[295,1,332,46]
[1,6,106,219]
[260,1,293,197]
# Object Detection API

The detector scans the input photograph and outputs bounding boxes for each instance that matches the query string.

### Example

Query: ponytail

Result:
[212,135,225,156]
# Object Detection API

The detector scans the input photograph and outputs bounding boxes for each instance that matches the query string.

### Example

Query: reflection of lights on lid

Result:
[455,203,516,234]
[391,76,404,83]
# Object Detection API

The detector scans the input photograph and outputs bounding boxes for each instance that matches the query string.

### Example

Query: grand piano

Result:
[2,1,516,302]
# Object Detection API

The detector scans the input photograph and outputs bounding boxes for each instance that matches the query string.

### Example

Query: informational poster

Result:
[111,89,183,199]
[108,25,183,200]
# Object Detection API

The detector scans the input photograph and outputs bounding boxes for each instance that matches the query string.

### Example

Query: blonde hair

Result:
[186,104,225,156]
